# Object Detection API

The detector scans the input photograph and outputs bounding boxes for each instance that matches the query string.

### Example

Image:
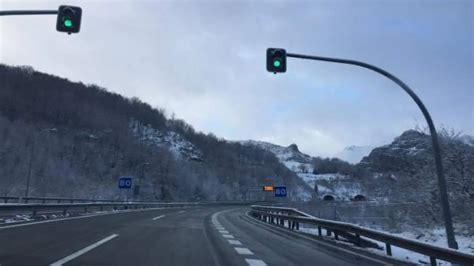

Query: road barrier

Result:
[249,205,474,266]
[0,197,272,222]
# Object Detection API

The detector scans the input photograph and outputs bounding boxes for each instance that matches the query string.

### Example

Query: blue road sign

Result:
[274,186,287,197]
[119,177,132,189]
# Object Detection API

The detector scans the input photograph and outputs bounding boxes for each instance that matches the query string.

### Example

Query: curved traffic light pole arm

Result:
[0,10,58,16]
[286,52,458,249]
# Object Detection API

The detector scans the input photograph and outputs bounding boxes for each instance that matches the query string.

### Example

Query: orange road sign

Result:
[262,185,274,191]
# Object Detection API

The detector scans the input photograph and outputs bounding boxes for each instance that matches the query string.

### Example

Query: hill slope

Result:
[0,64,311,201]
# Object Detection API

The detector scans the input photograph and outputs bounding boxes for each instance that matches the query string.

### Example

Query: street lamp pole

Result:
[285,52,458,249]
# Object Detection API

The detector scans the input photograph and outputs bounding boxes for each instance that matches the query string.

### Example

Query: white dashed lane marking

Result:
[227,239,242,245]
[212,210,267,266]
[152,215,166,220]
[245,259,267,266]
[234,247,253,255]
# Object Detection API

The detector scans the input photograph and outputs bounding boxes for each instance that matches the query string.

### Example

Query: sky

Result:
[1,0,473,157]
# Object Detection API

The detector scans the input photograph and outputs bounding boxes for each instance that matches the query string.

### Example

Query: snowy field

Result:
[299,226,474,265]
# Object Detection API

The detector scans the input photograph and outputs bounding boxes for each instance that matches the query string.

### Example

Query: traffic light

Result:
[266,48,287,73]
[56,5,82,34]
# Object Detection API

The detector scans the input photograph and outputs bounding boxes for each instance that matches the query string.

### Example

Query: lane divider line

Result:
[234,247,254,255]
[245,259,267,266]
[153,214,166,220]
[212,210,267,266]
[50,234,118,266]
[227,239,242,245]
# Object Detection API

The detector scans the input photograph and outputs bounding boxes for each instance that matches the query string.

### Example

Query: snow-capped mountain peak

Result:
[335,145,374,164]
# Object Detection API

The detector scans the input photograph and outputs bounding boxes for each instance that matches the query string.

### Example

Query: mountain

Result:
[239,140,362,200]
[460,134,474,147]
[357,129,474,226]
[238,141,313,172]
[335,145,374,164]
[0,64,311,201]
[359,130,432,173]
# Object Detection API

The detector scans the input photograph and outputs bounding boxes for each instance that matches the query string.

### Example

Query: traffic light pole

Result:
[0,10,58,16]
[286,52,458,249]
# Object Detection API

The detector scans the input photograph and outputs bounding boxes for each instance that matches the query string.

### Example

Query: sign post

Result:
[118,176,132,201]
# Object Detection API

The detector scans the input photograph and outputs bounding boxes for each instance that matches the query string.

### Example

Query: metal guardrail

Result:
[0,196,142,204]
[250,205,474,266]
[0,197,272,221]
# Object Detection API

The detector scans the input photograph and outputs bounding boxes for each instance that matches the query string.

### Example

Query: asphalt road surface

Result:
[0,206,402,265]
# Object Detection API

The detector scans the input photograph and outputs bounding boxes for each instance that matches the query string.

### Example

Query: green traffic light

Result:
[273,59,281,68]
[64,19,73,27]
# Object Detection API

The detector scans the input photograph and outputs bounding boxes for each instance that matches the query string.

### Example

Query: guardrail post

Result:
[32,210,37,216]
[57,199,61,203]
[4,198,7,203]
[334,231,339,240]
[326,230,331,236]
[318,226,322,236]
[63,209,67,216]
[295,222,299,230]
[430,257,436,266]
[42,199,46,204]
[355,234,361,247]
[386,243,392,256]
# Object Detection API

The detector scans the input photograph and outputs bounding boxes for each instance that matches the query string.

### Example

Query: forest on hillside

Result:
[0,64,310,201]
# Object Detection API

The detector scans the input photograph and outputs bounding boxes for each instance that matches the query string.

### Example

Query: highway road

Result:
[0,206,403,265]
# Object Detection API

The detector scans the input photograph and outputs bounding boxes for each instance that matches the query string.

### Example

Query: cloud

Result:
[1,0,472,157]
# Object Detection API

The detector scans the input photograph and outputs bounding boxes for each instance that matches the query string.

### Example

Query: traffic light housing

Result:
[56,5,82,34]
[266,48,286,73]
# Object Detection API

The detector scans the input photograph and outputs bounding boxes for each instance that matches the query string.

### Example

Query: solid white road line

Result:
[152,214,166,220]
[234,247,254,255]
[222,234,234,239]
[218,230,229,234]
[227,239,242,245]
[178,210,186,214]
[50,234,118,266]
[0,207,168,230]
[245,259,267,266]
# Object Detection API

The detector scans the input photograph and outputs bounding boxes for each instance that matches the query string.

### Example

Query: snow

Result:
[292,185,312,201]
[460,135,474,147]
[130,120,202,160]
[335,145,374,164]
[300,225,474,265]
[367,230,474,265]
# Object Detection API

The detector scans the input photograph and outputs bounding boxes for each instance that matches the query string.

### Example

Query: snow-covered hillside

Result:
[239,140,363,200]
[335,145,374,164]
[131,120,203,161]
[460,134,474,147]
[239,140,313,172]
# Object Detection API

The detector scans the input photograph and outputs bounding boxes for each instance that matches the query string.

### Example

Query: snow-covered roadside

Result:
[299,226,474,265]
